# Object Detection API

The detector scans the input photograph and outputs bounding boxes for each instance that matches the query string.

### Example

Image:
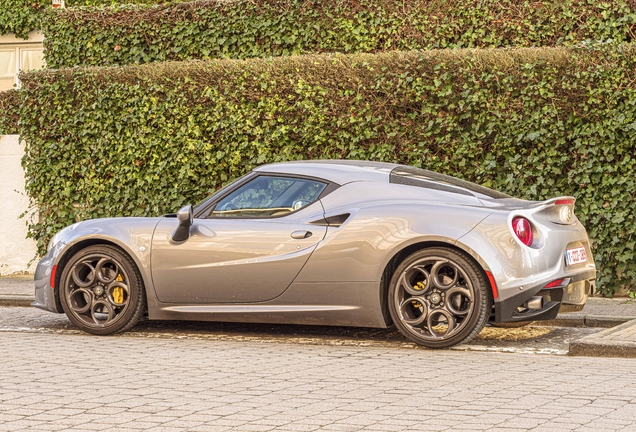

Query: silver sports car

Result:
[34,160,596,348]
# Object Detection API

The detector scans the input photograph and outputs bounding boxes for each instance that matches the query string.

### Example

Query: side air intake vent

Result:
[309,213,351,227]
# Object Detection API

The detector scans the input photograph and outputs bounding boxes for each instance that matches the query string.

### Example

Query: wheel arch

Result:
[379,240,493,327]
[53,238,150,312]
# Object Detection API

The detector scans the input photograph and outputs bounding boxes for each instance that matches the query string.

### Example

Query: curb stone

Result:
[537,315,636,328]
[0,295,34,307]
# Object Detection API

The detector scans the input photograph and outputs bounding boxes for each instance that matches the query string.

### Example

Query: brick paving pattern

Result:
[597,322,636,342]
[2,331,636,431]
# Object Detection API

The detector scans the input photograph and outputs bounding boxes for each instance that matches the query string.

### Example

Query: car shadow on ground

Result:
[0,306,603,353]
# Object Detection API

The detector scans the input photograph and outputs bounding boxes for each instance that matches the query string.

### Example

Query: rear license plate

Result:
[565,247,587,266]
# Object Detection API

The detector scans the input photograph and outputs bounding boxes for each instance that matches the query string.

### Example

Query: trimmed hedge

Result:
[66,0,179,6]
[19,47,636,295]
[42,0,636,68]
[0,0,179,38]
[0,0,48,39]
[0,90,20,135]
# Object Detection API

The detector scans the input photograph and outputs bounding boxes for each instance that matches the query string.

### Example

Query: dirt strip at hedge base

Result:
[19,46,636,295]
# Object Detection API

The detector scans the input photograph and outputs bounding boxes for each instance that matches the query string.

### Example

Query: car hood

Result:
[52,216,164,250]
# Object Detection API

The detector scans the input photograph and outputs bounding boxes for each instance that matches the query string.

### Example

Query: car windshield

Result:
[390,166,511,199]
[193,173,251,212]
[209,176,326,218]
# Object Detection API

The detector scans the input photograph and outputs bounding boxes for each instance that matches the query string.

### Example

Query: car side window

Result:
[209,176,327,218]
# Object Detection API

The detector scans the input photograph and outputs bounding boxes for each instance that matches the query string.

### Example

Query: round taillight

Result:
[512,217,533,246]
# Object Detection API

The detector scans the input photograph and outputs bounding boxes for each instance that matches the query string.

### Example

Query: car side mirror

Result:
[171,204,193,242]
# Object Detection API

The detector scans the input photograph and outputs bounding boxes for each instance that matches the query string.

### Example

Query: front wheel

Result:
[59,245,146,335]
[388,247,491,349]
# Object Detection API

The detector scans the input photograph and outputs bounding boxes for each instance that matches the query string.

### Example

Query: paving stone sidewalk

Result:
[543,297,636,328]
[0,276,34,306]
[570,320,636,358]
[3,331,636,431]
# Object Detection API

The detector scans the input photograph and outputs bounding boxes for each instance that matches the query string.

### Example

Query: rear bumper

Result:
[493,270,595,323]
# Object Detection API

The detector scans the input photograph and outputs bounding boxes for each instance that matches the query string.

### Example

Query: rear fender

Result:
[295,203,492,283]
[458,211,595,304]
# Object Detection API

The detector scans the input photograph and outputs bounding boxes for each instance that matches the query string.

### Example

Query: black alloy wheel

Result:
[59,245,146,335]
[388,247,491,348]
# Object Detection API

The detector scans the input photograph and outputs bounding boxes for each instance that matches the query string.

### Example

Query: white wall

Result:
[0,135,37,275]
[0,31,44,44]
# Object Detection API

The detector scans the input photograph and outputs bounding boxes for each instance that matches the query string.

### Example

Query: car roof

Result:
[254,160,400,184]
[255,160,511,200]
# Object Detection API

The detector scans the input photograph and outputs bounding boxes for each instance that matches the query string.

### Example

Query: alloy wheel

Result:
[64,253,131,327]
[389,247,490,348]
[59,245,145,335]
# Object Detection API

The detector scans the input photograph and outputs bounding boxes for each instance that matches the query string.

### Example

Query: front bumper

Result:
[493,270,595,323]
[32,245,64,314]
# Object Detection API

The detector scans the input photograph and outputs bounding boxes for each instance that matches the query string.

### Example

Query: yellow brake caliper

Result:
[412,281,427,308]
[112,274,125,305]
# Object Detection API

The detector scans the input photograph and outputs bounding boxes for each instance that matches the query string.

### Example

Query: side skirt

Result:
[147,282,388,328]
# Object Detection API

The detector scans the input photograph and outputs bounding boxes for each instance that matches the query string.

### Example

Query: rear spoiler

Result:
[543,197,575,206]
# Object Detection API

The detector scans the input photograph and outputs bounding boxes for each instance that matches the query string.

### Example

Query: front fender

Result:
[34,217,163,313]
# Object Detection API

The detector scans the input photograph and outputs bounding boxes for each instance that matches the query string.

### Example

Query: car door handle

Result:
[290,230,312,239]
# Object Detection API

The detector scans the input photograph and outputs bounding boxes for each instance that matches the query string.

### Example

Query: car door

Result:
[151,175,329,303]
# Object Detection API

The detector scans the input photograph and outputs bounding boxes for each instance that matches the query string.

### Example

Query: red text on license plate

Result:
[565,247,587,266]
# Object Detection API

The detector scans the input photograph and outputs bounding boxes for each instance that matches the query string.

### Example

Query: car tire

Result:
[388,247,491,349]
[59,244,146,335]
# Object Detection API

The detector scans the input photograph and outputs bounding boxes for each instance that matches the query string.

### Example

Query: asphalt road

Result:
[3,306,636,431]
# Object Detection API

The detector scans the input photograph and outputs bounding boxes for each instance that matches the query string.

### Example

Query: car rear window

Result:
[390,166,511,199]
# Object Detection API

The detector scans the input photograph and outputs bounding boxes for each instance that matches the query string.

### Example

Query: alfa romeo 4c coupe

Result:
[34,160,595,348]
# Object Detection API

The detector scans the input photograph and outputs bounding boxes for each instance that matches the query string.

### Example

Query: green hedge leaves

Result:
[65,0,179,6]
[0,0,48,39]
[41,0,636,68]
[0,90,20,134]
[19,47,636,295]
[0,0,176,38]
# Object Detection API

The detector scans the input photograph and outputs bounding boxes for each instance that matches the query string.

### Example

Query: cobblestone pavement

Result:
[2,330,636,432]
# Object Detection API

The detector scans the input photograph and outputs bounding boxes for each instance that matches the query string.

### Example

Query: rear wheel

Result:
[388,247,491,348]
[59,245,146,335]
